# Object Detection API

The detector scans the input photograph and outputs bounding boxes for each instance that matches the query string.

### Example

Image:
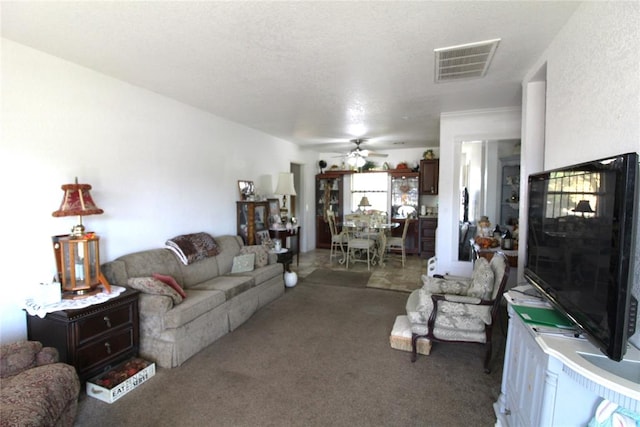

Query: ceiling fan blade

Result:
[367,152,389,158]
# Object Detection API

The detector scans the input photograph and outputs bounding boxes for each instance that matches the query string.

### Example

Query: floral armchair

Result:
[0,340,80,427]
[406,253,510,373]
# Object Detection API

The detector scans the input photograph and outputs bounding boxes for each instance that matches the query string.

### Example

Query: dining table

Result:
[339,220,400,267]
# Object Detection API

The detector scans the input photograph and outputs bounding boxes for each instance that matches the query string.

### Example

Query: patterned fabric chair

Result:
[406,252,510,373]
[0,340,80,427]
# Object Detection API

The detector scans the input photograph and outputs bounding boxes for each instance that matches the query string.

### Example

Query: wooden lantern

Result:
[52,233,110,299]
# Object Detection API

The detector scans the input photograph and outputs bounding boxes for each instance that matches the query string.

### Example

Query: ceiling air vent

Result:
[434,38,501,83]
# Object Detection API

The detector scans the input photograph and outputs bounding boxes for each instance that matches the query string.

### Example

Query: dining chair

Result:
[386,218,412,267]
[326,210,347,264]
[345,222,377,270]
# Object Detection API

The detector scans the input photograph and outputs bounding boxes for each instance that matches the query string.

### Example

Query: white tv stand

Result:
[494,293,640,426]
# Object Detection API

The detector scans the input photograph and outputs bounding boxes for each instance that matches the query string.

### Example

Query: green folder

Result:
[512,305,574,329]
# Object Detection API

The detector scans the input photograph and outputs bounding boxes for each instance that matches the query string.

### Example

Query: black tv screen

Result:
[524,152,638,361]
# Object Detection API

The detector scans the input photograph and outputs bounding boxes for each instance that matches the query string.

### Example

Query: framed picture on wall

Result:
[238,180,255,201]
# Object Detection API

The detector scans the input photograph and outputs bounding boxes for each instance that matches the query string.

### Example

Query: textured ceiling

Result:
[1,1,581,153]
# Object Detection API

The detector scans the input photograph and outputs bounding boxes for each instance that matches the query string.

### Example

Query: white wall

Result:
[438,108,522,276]
[522,2,640,347]
[542,2,640,168]
[0,39,318,344]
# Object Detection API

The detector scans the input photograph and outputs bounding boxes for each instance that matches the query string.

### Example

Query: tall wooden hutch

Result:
[315,172,349,248]
[236,201,269,245]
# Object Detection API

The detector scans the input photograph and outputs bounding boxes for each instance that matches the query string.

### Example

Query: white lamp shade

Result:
[275,172,297,196]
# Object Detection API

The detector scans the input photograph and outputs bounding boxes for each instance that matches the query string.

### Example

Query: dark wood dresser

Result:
[27,288,139,382]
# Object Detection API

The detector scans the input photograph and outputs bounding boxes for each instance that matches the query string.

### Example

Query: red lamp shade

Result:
[52,178,103,236]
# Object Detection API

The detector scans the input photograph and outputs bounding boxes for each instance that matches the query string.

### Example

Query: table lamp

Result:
[52,178,111,298]
[275,172,296,222]
[572,199,595,217]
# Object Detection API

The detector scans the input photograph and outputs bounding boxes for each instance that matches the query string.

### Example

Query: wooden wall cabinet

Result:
[315,173,346,248]
[237,201,269,245]
[420,159,439,195]
[419,217,438,259]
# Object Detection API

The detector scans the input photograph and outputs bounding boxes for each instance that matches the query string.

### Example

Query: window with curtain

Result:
[350,172,388,213]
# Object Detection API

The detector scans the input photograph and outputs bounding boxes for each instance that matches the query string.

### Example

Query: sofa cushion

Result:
[467,258,495,299]
[214,236,244,275]
[163,289,227,329]
[178,256,220,289]
[188,275,255,300]
[240,245,269,268]
[152,273,187,299]
[234,263,282,287]
[128,277,184,305]
[231,254,255,273]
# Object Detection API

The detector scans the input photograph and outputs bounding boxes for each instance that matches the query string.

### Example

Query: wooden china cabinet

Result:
[236,201,269,245]
[315,171,349,248]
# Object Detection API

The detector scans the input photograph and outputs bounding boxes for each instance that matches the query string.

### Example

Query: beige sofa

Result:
[102,235,284,368]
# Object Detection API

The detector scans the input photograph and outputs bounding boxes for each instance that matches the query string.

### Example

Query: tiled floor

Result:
[295,248,427,293]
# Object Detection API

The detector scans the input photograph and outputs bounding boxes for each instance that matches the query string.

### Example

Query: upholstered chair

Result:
[406,252,510,373]
[0,340,80,427]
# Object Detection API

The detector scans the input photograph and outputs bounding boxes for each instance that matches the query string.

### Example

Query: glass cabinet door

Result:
[391,174,418,218]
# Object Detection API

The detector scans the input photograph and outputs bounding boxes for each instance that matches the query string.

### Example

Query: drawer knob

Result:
[103,316,111,328]
[104,342,112,354]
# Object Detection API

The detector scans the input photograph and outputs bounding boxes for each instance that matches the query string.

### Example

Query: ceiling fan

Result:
[345,139,388,167]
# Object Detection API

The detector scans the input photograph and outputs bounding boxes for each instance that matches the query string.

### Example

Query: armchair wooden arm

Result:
[411,252,510,373]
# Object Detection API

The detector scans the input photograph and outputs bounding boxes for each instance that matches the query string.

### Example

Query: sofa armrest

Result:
[138,293,174,314]
[137,293,175,335]
[1,341,59,378]
[36,346,59,366]
[268,252,278,265]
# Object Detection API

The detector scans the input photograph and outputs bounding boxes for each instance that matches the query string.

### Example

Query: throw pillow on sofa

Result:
[127,277,184,305]
[152,273,187,299]
[231,253,255,273]
[240,245,269,268]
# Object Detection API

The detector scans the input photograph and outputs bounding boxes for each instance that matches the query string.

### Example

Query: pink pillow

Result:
[152,273,187,299]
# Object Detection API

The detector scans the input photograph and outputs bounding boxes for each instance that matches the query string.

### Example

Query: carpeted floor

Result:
[74,280,505,427]
[302,268,372,288]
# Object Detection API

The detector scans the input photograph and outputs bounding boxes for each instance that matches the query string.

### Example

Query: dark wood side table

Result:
[272,249,294,273]
[269,227,301,267]
[26,288,140,382]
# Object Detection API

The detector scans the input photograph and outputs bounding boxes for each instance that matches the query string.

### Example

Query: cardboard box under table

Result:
[86,358,155,403]
[390,315,431,355]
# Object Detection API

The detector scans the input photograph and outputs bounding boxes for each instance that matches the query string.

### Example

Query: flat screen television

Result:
[524,152,639,361]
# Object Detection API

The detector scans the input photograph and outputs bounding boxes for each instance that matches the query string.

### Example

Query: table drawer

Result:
[76,304,134,344]
[76,327,135,373]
